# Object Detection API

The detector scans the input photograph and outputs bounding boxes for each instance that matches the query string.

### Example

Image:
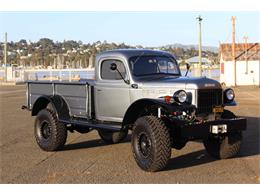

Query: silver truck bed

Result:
[27,80,94,118]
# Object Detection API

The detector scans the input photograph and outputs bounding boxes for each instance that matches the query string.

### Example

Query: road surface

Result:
[0,85,259,183]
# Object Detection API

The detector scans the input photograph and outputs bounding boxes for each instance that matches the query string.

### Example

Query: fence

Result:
[0,67,220,83]
[0,68,95,83]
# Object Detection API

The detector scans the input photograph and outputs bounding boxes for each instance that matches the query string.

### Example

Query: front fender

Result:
[224,100,237,106]
[122,98,196,126]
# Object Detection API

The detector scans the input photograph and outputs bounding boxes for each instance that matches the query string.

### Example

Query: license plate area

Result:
[210,124,227,134]
[213,106,224,113]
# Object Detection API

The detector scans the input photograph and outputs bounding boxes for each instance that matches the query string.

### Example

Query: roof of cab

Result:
[96,49,175,61]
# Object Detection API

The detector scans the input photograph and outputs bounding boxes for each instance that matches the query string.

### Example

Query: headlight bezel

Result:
[224,88,235,102]
[173,90,188,104]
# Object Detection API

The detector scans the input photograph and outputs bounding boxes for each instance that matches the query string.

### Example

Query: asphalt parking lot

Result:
[0,85,259,183]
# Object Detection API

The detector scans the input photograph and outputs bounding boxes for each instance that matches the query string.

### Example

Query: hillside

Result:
[0,39,219,68]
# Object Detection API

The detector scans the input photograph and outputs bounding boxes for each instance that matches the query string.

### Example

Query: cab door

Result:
[94,58,131,122]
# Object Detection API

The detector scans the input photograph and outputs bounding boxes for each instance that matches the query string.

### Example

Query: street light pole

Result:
[231,16,237,86]
[197,15,203,77]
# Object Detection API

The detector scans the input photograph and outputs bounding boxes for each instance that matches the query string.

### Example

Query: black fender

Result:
[224,100,237,106]
[32,95,70,121]
[122,98,196,126]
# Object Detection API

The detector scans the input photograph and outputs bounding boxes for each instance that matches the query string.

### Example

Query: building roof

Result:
[220,43,260,61]
[186,56,210,64]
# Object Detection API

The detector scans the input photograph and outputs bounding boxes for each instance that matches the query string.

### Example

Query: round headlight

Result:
[174,90,187,103]
[225,88,235,101]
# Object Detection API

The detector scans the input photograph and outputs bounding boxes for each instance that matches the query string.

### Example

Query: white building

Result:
[186,56,211,68]
[220,43,260,86]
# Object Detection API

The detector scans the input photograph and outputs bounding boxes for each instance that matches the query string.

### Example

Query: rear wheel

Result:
[34,109,67,151]
[98,129,128,144]
[131,116,171,172]
[203,110,242,159]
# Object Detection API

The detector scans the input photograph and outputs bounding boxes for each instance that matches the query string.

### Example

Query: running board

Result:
[60,119,122,132]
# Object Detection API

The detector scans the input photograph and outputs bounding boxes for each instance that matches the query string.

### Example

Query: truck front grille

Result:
[197,89,223,113]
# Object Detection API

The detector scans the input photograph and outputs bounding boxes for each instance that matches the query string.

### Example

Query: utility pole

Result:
[4,32,7,82]
[243,35,249,74]
[197,15,203,77]
[231,16,237,86]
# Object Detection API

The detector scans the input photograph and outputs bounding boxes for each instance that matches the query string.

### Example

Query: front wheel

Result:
[131,116,171,172]
[203,132,242,159]
[203,110,242,159]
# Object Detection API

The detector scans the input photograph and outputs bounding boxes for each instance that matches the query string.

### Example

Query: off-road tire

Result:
[203,110,242,159]
[131,116,171,172]
[34,109,67,151]
[98,130,128,144]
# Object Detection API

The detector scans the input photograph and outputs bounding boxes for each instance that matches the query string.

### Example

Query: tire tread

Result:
[35,109,67,151]
[132,116,171,172]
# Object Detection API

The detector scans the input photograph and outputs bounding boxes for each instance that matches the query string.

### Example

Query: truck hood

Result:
[139,76,222,90]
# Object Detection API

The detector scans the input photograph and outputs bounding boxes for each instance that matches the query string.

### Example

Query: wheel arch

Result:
[122,98,171,127]
[32,95,70,120]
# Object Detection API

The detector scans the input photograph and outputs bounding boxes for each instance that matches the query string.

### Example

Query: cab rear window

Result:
[101,59,126,80]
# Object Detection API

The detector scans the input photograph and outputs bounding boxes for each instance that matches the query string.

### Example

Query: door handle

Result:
[97,89,102,92]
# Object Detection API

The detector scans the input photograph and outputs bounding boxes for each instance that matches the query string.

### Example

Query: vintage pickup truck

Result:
[22,49,246,172]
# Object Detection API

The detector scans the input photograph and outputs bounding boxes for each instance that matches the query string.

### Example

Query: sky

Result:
[0,11,259,47]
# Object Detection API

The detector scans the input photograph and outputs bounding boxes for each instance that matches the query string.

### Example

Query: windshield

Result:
[129,55,180,77]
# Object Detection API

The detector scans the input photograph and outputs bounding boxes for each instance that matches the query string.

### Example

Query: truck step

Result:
[60,119,122,132]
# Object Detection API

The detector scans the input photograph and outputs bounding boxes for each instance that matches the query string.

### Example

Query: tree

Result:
[4,38,219,68]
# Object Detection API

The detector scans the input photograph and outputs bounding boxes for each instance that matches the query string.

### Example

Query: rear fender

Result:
[32,95,70,120]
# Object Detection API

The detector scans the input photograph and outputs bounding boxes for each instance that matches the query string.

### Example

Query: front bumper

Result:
[180,118,247,139]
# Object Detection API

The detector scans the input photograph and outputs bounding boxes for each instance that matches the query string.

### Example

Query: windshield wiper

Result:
[142,74,178,81]
[131,51,145,67]
[135,72,179,77]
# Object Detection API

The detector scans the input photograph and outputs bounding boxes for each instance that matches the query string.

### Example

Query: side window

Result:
[101,59,126,80]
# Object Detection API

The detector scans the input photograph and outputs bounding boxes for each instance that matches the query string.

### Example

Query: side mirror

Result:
[185,63,190,77]
[110,63,117,71]
[186,63,190,70]
[109,62,130,85]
